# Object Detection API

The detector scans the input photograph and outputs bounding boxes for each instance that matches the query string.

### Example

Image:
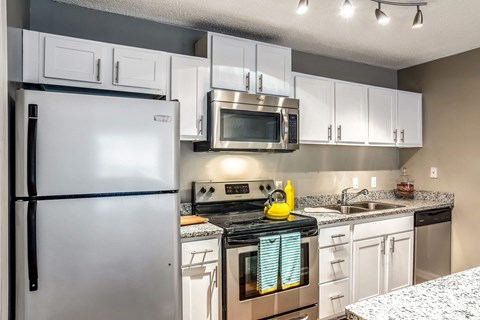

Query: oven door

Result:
[225,235,318,320]
[210,101,298,151]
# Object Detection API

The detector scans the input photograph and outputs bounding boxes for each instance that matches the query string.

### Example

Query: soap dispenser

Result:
[284,180,295,210]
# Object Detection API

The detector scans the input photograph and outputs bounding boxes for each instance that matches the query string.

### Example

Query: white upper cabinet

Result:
[211,35,255,93]
[43,35,105,85]
[294,75,334,144]
[368,87,398,145]
[171,55,209,140]
[208,34,291,96]
[397,91,423,147]
[256,44,291,96]
[334,82,368,144]
[113,47,167,92]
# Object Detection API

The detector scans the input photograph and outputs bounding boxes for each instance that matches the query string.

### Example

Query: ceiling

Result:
[55,0,480,69]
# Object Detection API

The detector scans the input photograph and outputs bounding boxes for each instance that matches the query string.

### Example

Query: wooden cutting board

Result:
[181,215,209,226]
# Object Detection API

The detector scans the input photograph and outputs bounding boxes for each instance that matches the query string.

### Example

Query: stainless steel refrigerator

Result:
[14,89,181,320]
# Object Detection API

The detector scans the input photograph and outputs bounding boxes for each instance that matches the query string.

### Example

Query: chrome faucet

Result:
[340,187,369,206]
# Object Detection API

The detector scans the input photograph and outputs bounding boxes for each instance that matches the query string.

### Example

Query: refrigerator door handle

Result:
[27,104,38,197]
[27,201,39,291]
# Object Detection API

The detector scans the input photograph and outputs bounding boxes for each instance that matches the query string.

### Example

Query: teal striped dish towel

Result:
[280,232,301,290]
[257,235,280,294]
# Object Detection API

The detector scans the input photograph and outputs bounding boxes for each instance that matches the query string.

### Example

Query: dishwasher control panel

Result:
[415,207,452,227]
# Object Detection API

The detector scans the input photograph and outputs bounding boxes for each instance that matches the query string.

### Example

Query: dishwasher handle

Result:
[415,207,452,227]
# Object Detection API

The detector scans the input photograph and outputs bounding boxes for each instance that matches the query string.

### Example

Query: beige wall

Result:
[180,142,400,201]
[398,48,480,273]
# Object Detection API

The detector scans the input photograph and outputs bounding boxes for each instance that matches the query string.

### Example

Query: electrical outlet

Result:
[353,177,359,189]
[371,177,377,188]
[430,167,438,179]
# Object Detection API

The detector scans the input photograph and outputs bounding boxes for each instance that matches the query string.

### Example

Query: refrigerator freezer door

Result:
[16,90,179,197]
[16,194,181,320]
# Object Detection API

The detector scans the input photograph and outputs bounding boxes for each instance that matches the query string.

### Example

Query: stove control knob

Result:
[266,184,272,191]
[199,187,207,194]
[259,185,265,191]
[209,187,216,193]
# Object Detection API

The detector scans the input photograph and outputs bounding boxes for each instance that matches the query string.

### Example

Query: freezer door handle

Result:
[27,201,38,291]
[27,104,38,197]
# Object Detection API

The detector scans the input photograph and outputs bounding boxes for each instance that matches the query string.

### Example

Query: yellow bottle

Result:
[284,180,295,210]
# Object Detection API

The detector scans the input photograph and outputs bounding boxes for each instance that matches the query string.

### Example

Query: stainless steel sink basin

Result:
[351,201,406,210]
[322,201,405,214]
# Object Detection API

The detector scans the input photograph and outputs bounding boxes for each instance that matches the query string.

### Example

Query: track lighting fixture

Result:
[295,0,427,28]
[375,3,390,25]
[341,0,355,18]
[296,0,308,15]
[412,5,423,28]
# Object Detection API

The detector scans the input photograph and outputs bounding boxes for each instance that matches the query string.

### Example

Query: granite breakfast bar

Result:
[345,267,480,320]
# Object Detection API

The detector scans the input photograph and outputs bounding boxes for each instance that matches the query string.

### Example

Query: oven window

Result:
[238,243,309,301]
[220,109,281,142]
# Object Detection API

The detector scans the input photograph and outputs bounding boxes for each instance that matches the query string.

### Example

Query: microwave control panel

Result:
[288,114,298,144]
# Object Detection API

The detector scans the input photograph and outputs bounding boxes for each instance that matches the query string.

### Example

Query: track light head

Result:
[412,6,424,28]
[297,0,309,15]
[341,0,355,18]
[375,3,390,25]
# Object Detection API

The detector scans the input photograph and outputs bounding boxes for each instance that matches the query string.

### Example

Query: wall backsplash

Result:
[180,142,400,201]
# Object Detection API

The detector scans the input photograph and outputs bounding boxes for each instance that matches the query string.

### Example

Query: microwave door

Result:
[211,103,285,151]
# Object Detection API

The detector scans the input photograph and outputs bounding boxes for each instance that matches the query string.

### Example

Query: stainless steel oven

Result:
[225,229,318,320]
[194,90,299,152]
[192,179,319,320]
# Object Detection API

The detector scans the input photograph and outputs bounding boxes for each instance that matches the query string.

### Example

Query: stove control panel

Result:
[192,179,275,203]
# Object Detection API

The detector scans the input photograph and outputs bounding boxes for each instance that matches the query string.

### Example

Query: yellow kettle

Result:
[264,189,291,220]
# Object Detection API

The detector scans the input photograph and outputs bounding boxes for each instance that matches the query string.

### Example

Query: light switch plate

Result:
[353,177,359,189]
[430,167,438,179]
[371,177,377,188]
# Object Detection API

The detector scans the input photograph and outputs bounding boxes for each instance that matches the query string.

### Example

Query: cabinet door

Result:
[256,44,291,96]
[182,264,219,320]
[352,237,385,302]
[43,36,104,84]
[334,82,368,144]
[211,35,255,92]
[368,87,398,145]
[171,55,209,140]
[397,92,422,147]
[386,231,414,293]
[294,76,334,144]
[113,47,167,92]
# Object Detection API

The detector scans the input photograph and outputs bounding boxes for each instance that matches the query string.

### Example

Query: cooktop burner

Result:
[192,179,317,236]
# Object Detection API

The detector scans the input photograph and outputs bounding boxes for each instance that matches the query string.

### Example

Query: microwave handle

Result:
[282,108,289,142]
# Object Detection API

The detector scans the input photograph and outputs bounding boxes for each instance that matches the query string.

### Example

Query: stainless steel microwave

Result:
[194,90,300,152]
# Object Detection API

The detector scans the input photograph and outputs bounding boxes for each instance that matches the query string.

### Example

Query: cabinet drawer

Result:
[182,238,220,266]
[319,244,350,284]
[319,278,350,320]
[353,215,413,240]
[319,225,350,248]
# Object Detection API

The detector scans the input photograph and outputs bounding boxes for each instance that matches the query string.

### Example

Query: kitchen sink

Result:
[322,202,405,214]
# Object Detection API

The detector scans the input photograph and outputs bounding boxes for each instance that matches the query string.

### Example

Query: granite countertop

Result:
[180,222,223,239]
[345,267,480,320]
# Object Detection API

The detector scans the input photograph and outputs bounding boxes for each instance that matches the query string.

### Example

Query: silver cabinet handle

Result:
[287,316,308,320]
[390,237,395,253]
[198,115,204,136]
[259,73,263,92]
[381,239,385,255]
[337,125,342,141]
[246,72,250,91]
[401,129,405,143]
[213,265,218,288]
[96,58,101,82]
[328,125,333,141]
[115,61,120,83]
[330,294,345,301]
[191,249,213,255]
[331,234,346,238]
[330,259,345,265]
[394,129,398,142]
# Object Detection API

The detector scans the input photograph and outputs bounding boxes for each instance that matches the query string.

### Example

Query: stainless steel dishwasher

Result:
[414,207,452,284]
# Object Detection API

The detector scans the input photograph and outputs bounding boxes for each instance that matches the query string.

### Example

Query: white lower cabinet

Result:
[181,238,220,320]
[318,225,351,320]
[352,216,414,303]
